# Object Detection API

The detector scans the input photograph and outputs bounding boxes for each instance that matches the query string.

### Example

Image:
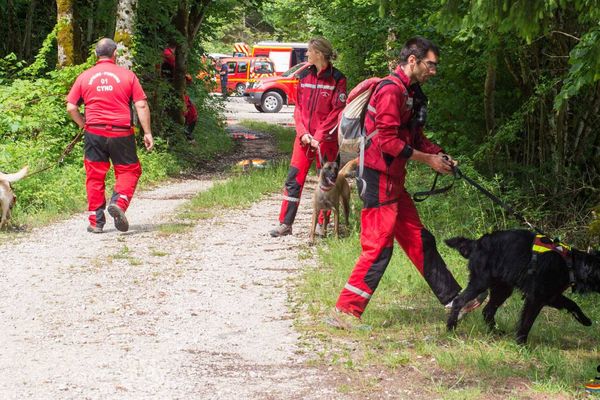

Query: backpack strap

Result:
[357,78,403,198]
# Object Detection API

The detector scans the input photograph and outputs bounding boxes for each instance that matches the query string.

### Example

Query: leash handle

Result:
[412,171,457,202]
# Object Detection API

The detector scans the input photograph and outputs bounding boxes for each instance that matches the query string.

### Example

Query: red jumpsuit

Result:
[277,64,347,226]
[67,59,146,229]
[335,67,461,318]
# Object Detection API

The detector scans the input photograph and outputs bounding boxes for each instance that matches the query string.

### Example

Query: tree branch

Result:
[550,31,580,42]
[189,0,212,43]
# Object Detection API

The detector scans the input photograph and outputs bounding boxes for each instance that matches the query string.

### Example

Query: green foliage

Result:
[0,53,27,83]
[555,24,600,109]
[590,205,600,240]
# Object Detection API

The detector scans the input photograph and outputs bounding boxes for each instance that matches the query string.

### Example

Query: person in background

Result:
[269,37,347,238]
[66,38,153,234]
[161,42,176,79]
[184,74,198,143]
[219,60,229,98]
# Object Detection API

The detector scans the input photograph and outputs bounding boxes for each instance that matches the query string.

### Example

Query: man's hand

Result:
[301,133,311,145]
[301,134,319,149]
[144,133,154,151]
[66,102,85,129]
[438,152,458,167]
[427,153,454,175]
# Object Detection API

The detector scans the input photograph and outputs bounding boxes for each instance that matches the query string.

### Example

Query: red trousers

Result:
[84,131,142,228]
[278,139,338,225]
[336,167,461,317]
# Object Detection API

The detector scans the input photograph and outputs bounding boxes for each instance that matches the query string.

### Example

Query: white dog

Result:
[0,166,28,229]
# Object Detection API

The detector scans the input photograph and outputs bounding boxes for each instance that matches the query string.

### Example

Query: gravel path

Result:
[0,100,356,399]
[0,175,348,399]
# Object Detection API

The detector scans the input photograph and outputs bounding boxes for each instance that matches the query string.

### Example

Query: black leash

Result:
[25,129,84,178]
[452,167,547,236]
[412,165,547,237]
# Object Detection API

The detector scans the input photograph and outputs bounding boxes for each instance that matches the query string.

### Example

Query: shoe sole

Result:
[107,205,129,232]
[324,314,372,331]
[86,226,103,234]
[269,230,292,237]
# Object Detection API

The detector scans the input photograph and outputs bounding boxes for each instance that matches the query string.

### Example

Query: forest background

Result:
[0,0,598,244]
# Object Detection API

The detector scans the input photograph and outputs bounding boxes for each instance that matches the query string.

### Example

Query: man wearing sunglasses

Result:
[329,36,485,330]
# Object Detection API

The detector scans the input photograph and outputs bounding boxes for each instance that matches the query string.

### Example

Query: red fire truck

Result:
[215,56,275,95]
[251,42,308,74]
[232,42,308,75]
[243,62,309,112]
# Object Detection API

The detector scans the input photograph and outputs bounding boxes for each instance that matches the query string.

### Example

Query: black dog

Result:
[445,229,600,344]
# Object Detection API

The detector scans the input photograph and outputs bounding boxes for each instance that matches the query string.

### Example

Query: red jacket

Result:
[363,66,442,180]
[184,95,198,124]
[294,64,347,143]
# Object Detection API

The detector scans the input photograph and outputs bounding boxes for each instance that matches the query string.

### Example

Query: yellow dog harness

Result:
[530,234,575,287]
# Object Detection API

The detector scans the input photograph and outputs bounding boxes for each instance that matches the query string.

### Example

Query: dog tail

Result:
[444,236,477,259]
[0,166,28,183]
[339,158,358,178]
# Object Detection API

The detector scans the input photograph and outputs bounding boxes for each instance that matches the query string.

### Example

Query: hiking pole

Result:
[453,166,547,237]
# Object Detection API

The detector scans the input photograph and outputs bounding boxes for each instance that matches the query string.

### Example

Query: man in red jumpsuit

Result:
[269,38,347,237]
[184,74,198,142]
[66,38,154,233]
[328,37,484,329]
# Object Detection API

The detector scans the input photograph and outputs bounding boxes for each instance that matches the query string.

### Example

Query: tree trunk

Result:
[21,0,37,60]
[86,0,95,45]
[56,0,77,67]
[114,0,137,69]
[170,1,189,127]
[483,52,497,135]
[8,0,22,56]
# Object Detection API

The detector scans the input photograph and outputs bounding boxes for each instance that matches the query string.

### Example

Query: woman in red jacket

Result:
[269,38,347,237]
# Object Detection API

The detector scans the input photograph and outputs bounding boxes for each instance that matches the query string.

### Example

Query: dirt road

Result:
[0,99,358,399]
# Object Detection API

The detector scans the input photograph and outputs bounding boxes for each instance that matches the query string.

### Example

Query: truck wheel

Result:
[261,91,283,113]
[235,83,246,96]
[254,104,265,112]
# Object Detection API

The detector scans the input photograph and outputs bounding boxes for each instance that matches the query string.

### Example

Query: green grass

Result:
[157,222,195,236]
[183,161,289,214]
[298,162,600,398]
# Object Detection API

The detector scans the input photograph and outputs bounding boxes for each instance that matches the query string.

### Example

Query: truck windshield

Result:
[254,61,274,74]
[282,63,306,77]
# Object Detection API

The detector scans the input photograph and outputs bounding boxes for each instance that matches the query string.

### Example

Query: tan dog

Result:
[0,166,28,229]
[309,158,358,242]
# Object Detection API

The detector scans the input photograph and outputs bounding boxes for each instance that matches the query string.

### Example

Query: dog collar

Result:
[319,184,334,192]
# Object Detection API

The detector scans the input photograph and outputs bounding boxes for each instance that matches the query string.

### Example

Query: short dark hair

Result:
[398,36,439,64]
[95,38,117,58]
